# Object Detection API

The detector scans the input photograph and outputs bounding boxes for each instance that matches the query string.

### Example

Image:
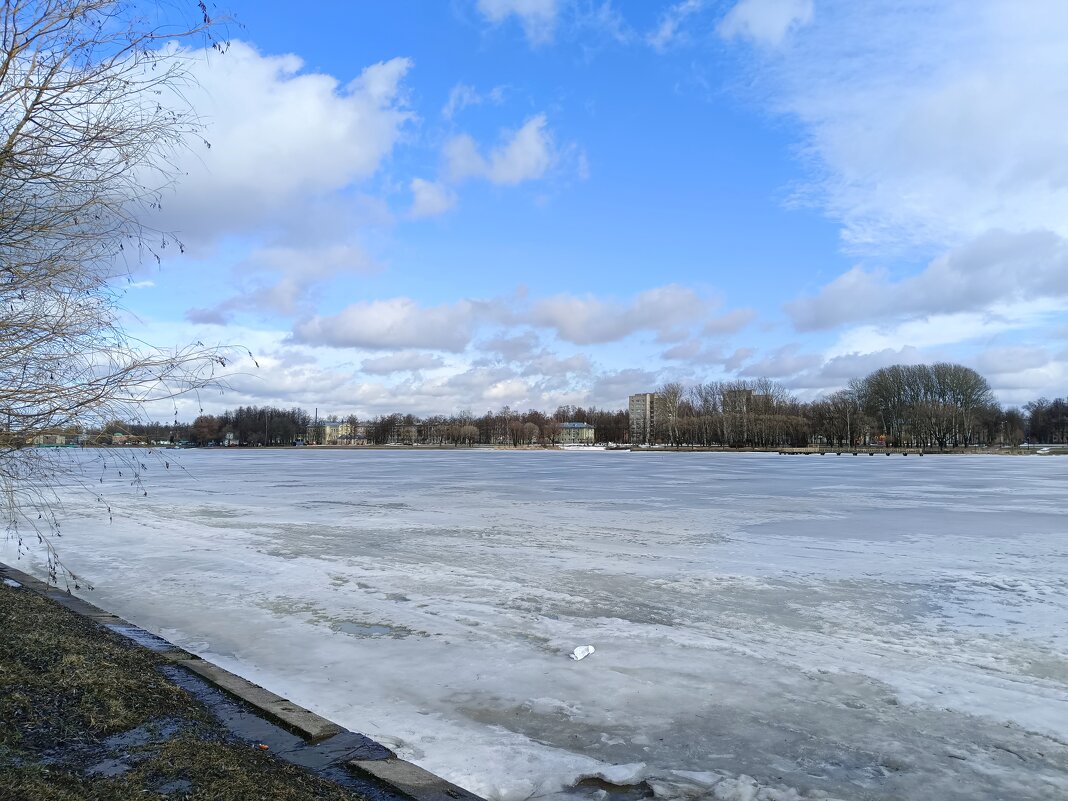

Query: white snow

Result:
[3,450,1067,801]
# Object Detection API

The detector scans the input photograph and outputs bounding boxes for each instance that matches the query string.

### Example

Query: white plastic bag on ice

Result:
[569,645,595,661]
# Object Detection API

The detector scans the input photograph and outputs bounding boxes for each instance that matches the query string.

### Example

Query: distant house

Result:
[339,423,367,445]
[559,421,595,445]
[306,419,366,445]
[32,433,69,447]
[388,424,419,445]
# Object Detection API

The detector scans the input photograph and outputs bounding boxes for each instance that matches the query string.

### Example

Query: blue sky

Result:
[127,0,1068,418]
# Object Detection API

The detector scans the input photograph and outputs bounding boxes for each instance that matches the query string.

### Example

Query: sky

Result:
[124,0,1068,419]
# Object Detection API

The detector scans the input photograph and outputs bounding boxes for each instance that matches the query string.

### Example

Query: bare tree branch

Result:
[0,1,233,585]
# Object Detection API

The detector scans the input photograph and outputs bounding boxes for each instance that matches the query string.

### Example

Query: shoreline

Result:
[67,443,1067,455]
[0,561,486,801]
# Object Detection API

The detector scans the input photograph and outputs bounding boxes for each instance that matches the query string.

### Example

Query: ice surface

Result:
[4,450,1067,800]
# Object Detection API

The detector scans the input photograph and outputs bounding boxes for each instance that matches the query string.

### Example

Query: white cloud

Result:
[738,343,822,378]
[141,44,415,325]
[826,315,993,357]
[245,244,375,311]
[442,83,506,119]
[520,352,592,377]
[476,0,559,45]
[409,178,458,218]
[703,307,757,335]
[390,364,591,414]
[291,297,482,352]
[718,0,813,47]
[530,285,708,344]
[975,346,1050,376]
[445,114,556,185]
[723,347,756,371]
[361,352,446,375]
[589,368,661,406]
[991,365,1068,405]
[185,306,230,326]
[648,0,706,51]
[823,298,1067,359]
[443,84,481,119]
[659,340,758,369]
[661,340,724,365]
[158,43,412,242]
[480,331,542,361]
[221,356,355,407]
[575,1,634,45]
[723,0,1068,394]
[815,347,927,382]
[134,323,367,418]
[749,1,1068,251]
[787,230,1068,331]
[186,241,376,323]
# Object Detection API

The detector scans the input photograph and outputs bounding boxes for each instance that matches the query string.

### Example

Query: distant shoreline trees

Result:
[848,364,995,448]
[98,364,1064,450]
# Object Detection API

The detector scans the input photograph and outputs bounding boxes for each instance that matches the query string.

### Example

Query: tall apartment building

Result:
[629,392,667,445]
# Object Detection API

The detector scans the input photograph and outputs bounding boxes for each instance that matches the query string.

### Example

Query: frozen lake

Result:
[5,450,1068,800]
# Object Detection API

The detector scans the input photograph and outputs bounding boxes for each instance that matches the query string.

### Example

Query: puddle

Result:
[104,718,183,749]
[335,622,395,637]
[156,665,407,800]
[105,624,176,652]
[85,757,132,777]
[39,717,189,777]
[157,779,193,794]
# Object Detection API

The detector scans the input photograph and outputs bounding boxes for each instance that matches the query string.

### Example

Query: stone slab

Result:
[104,624,177,652]
[349,758,484,801]
[174,658,344,743]
[0,564,51,591]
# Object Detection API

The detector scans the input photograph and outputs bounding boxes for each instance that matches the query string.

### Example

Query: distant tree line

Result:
[94,364,1063,449]
[342,406,627,447]
[1023,397,1068,444]
[107,406,314,447]
[663,364,1015,449]
[657,378,811,448]
[848,363,997,448]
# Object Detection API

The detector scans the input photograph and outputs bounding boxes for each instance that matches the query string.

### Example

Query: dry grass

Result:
[0,583,193,750]
[0,582,368,800]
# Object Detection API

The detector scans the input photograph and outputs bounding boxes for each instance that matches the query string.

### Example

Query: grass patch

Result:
[0,583,193,750]
[0,582,369,800]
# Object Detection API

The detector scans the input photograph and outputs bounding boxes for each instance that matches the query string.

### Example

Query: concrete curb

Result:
[170,657,345,743]
[0,561,486,801]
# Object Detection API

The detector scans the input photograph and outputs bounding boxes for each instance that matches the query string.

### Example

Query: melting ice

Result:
[5,450,1068,801]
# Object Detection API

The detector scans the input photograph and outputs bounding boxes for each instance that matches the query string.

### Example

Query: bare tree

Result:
[521,421,539,446]
[657,382,685,445]
[542,418,561,446]
[458,424,479,446]
[852,363,994,449]
[0,1,232,584]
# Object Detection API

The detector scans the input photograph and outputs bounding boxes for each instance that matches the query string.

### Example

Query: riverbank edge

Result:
[0,560,486,801]
[64,443,1065,454]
